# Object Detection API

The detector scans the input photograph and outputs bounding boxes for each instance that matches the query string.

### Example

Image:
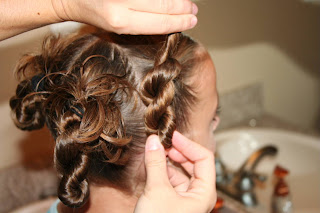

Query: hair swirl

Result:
[140,33,183,148]
[55,136,90,208]
[9,55,47,131]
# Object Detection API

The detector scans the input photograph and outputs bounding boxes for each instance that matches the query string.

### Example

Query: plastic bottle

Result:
[271,165,293,213]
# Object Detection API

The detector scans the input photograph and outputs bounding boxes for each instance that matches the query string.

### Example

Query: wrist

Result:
[51,0,95,25]
[50,0,72,22]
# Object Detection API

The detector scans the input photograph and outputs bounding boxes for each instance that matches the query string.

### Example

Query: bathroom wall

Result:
[188,0,320,129]
[0,27,52,169]
[0,0,319,169]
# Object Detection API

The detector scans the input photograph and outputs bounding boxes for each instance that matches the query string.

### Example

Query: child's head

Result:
[10,30,219,208]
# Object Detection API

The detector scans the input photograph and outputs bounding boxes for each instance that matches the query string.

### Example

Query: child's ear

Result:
[212,116,220,132]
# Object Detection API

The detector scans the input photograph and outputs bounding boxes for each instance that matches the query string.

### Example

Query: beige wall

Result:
[208,43,320,129]
[0,0,319,169]
[0,27,51,169]
[188,0,320,129]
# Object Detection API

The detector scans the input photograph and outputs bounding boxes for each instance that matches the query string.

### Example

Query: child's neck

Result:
[58,184,143,213]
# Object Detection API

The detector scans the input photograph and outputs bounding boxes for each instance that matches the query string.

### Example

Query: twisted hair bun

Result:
[10,81,46,130]
[55,136,90,208]
[10,55,47,131]
[140,33,183,148]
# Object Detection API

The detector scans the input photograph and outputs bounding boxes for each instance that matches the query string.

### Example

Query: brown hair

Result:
[10,29,205,208]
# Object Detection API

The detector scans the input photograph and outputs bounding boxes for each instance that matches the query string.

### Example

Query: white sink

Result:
[215,128,320,213]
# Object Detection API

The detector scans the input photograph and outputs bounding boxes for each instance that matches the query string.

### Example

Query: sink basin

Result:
[215,128,320,213]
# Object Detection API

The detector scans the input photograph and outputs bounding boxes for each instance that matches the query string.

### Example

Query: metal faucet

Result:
[215,145,278,207]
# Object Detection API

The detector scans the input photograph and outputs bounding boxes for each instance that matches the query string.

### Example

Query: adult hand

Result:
[52,0,198,35]
[1,0,197,41]
[134,131,217,213]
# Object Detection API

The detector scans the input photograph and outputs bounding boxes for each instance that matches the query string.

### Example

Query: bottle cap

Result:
[274,165,289,178]
[274,165,290,196]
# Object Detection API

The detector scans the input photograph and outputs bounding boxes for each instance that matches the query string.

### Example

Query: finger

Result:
[172,131,215,185]
[168,141,206,177]
[128,0,198,15]
[168,147,188,162]
[144,135,171,188]
[168,148,194,175]
[167,166,190,192]
[122,11,197,34]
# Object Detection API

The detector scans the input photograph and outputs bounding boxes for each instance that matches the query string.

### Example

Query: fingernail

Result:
[190,16,198,28]
[192,4,198,15]
[146,135,161,151]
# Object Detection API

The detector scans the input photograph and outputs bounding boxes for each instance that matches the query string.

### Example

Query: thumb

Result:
[144,135,171,188]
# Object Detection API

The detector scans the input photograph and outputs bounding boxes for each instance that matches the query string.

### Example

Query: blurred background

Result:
[0,0,319,212]
[187,0,320,131]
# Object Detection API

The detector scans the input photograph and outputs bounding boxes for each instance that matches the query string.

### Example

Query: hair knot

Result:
[31,73,46,92]
[56,137,90,208]
[69,104,84,119]
[141,34,183,148]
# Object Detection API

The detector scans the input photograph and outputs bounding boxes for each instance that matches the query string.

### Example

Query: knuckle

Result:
[144,183,172,197]
[160,0,173,13]
[107,11,128,33]
[144,184,158,194]
[183,0,193,13]
[160,16,172,34]
[147,158,166,168]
